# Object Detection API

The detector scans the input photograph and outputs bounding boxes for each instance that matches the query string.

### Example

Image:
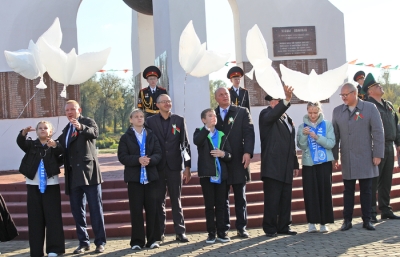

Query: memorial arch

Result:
[0,0,345,170]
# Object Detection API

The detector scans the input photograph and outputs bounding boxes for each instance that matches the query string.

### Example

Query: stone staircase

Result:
[2,165,400,240]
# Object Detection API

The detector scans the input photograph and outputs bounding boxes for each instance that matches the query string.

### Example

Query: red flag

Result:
[123,69,129,73]
[348,59,357,64]
[99,69,106,72]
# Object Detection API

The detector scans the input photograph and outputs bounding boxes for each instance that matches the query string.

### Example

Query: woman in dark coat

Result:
[194,108,232,243]
[118,109,162,250]
[17,121,65,257]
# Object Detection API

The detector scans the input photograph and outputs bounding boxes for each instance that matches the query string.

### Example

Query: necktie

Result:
[236,89,239,95]
[66,124,74,147]
[221,109,228,121]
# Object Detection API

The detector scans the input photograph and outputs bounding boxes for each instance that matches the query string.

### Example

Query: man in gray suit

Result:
[332,83,384,231]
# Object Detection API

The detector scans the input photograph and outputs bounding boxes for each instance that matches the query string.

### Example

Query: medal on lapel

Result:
[172,124,181,135]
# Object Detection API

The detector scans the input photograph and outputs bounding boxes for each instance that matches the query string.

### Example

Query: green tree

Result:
[116,78,136,131]
[80,76,103,122]
[97,73,124,133]
[378,70,400,111]
[209,80,227,108]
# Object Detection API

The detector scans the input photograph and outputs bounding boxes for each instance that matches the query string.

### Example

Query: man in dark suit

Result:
[214,87,255,239]
[146,94,191,243]
[227,67,251,112]
[138,66,168,119]
[364,73,400,222]
[57,100,106,254]
[259,86,299,237]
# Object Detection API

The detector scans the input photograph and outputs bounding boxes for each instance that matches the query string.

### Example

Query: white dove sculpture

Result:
[246,24,285,99]
[280,63,348,103]
[4,18,62,89]
[179,20,230,77]
[39,38,111,98]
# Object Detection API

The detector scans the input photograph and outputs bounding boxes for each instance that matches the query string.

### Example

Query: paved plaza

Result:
[1,215,400,256]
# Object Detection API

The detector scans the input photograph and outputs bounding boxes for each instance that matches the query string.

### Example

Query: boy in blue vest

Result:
[193,108,233,243]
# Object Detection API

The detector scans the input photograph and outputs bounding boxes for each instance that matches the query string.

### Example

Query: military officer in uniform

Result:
[138,66,168,118]
[228,67,251,112]
[364,73,400,223]
[354,70,367,100]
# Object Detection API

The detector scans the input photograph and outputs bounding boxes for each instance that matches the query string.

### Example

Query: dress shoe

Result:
[265,232,277,237]
[176,233,189,242]
[237,229,249,238]
[73,245,90,254]
[363,221,376,230]
[95,245,105,253]
[340,220,352,231]
[278,230,297,235]
[370,215,379,223]
[149,242,159,249]
[381,212,400,220]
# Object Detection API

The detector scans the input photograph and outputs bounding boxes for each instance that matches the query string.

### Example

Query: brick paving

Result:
[2,154,400,256]
[1,217,400,256]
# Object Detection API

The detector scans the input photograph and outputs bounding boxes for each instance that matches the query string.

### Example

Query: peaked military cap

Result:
[227,66,244,79]
[362,73,379,93]
[353,70,365,82]
[143,66,161,79]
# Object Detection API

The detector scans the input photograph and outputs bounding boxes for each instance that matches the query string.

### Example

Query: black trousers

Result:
[200,178,227,237]
[371,143,394,215]
[262,177,292,234]
[224,183,247,232]
[27,185,65,257]
[157,166,185,235]
[302,162,334,224]
[128,181,160,247]
[343,178,373,223]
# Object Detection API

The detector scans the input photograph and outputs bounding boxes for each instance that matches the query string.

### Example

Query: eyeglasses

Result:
[158,100,172,104]
[339,91,354,98]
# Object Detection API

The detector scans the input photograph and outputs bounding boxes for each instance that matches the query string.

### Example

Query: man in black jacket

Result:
[57,100,106,254]
[146,94,191,243]
[364,73,400,222]
[214,87,255,239]
[259,85,299,237]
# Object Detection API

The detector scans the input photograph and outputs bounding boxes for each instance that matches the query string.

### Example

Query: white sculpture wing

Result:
[70,47,111,85]
[4,42,39,80]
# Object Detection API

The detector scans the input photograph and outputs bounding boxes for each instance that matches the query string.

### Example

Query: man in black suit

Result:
[227,67,251,112]
[138,66,168,119]
[57,100,106,254]
[214,87,255,239]
[146,94,191,243]
[259,86,299,237]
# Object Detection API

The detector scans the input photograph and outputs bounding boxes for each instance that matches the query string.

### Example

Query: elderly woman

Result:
[118,109,162,250]
[297,102,335,233]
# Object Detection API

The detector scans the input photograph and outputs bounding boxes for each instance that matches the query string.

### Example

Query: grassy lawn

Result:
[98,148,118,154]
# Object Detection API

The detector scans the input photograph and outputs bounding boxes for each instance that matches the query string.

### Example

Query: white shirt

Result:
[133,127,145,144]
[219,106,230,121]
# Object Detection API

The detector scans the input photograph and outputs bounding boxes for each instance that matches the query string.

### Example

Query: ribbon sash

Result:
[38,159,47,193]
[306,121,328,164]
[137,129,149,184]
[209,129,222,184]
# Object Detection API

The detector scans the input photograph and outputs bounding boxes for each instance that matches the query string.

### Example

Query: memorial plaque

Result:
[0,71,80,119]
[243,59,329,106]
[273,26,317,56]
